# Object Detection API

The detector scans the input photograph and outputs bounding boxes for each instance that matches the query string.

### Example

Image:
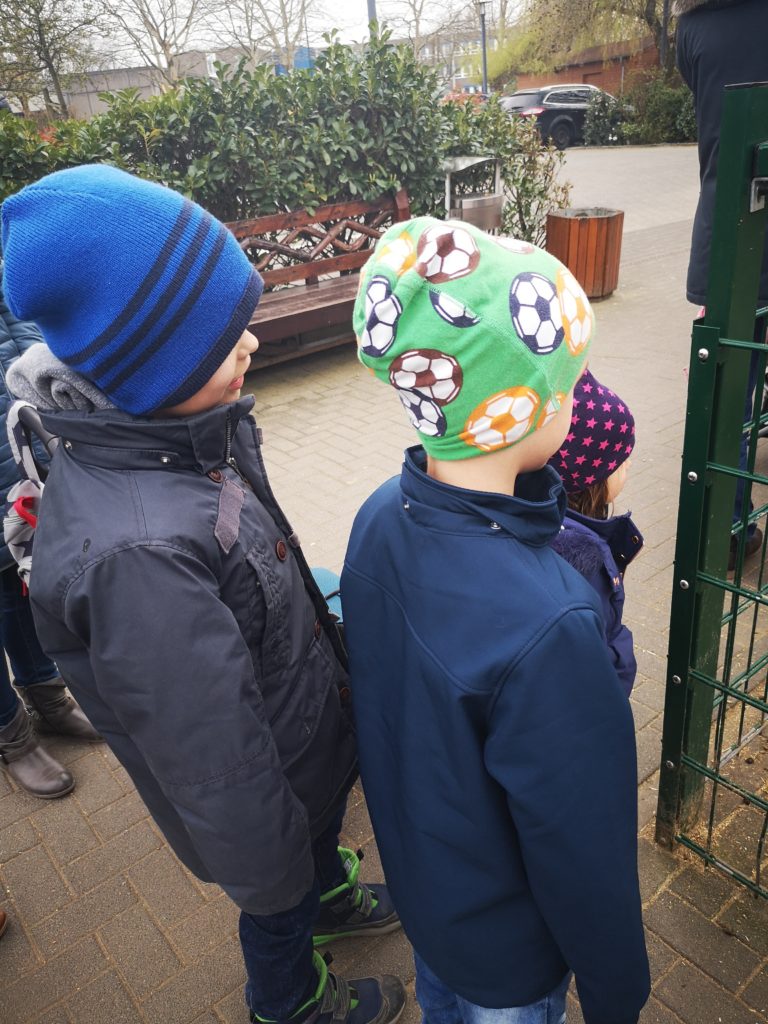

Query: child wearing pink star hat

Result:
[547,367,643,695]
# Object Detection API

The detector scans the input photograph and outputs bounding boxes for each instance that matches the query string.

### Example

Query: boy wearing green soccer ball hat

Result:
[342,218,650,1024]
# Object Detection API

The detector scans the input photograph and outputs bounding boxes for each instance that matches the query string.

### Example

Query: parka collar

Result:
[564,507,644,568]
[401,446,566,547]
[39,396,256,475]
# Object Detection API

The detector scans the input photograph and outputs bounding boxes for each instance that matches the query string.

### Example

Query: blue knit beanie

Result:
[1,164,263,415]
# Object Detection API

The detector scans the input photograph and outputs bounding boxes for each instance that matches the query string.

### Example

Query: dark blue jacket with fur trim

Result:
[342,447,650,1024]
[550,509,643,696]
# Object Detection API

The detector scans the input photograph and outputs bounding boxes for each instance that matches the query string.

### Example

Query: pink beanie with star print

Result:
[547,367,635,493]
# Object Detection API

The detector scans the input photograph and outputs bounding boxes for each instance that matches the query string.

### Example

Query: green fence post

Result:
[656,83,768,845]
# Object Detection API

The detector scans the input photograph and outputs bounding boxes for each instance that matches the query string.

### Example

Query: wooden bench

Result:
[226,189,411,367]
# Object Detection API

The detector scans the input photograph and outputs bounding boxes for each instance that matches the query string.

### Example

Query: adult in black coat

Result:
[676,0,768,565]
[675,0,768,307]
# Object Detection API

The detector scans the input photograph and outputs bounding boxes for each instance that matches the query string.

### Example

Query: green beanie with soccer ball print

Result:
[352,216,595,460]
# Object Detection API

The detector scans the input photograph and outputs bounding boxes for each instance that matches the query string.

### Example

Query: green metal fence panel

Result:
[655,83,768,899]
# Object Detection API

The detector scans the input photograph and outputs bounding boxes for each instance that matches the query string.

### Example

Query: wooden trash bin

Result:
[545,207,624,299]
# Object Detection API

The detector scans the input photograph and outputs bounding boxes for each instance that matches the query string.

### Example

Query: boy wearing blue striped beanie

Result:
[1,165,405,1024]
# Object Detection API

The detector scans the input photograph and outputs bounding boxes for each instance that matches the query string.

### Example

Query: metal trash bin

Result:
[443,156,503,231]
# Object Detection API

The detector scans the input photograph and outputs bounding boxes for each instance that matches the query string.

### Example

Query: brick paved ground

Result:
[1,145,767,1023]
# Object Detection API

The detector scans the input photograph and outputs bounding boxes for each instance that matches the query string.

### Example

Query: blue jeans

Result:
[414,953,570,1024]
[239,800,348,1020]
[0,566,59,729]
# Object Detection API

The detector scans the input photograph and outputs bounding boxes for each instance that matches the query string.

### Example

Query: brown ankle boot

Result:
[0,702,75,798]
[23,679,102,742]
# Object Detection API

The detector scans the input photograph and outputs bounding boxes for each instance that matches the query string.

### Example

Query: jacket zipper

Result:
[224,412,252,490]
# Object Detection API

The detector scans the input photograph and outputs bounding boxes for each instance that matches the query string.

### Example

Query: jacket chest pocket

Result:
[245,542,291,681]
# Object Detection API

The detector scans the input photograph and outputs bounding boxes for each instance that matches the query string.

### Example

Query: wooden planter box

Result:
[545,207,624,299]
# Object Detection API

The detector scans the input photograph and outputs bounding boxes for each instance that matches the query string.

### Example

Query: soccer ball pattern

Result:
[398,388,447,437]
[377,232,416,276]
[390,349,463,406]
[461,387,541,452]
[509,272,565,355]
[416,224,480,283]
[360,275,403,357]
[556,268,593,357]
[496,237,535,256]
[429,290,480,328]
[537,391,566,429]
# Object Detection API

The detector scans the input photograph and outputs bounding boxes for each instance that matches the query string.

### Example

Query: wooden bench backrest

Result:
[226,188,411,289]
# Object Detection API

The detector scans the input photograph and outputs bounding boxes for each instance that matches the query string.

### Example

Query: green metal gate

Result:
[655,83,768,899]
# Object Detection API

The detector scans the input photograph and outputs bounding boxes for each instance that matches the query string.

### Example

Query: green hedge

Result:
[0,32,569,244]
[584,69,697,147]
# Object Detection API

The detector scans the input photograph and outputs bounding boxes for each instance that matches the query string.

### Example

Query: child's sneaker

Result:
[250,951,406,1024]
[313,847,400,945]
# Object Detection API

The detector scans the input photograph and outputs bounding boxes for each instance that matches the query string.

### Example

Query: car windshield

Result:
[502,93,541,110]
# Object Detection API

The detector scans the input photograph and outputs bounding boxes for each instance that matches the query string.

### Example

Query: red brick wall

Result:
[513,45,659,96]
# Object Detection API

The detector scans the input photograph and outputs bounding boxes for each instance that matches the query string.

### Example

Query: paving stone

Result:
[87,791,150,842]
[68,750,126,814]
[645,930,680,981]
[64,820,162,895]
[632,699,661,731]
[127,846,205,927]
[0,787,42,831]
[140,936,245,1024]
[166,895,238,964]
[0,935,108,1024]
[214,988,250,1024]
[31,874,137,958]
[1,843,72,924]
[742,965,768,1016]
[707,806,768,882]
[0,818,38,861]
[667,864,739,919]
[638,837,680,905]
[339,793,376,849]
[633,675,668,714]
[66,970,144,1023]
[30,1006,73,1024]
[654,961,765,1024]
[716,892,768,956]
[644,890,760,992]
[637,725,663,784]
[99,903,182,999]
[31,795,100,864]
[639,997,687,1023]
[0,899,42,983]
[638,773,660,831]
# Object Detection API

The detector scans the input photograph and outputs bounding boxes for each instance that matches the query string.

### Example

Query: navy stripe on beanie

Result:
[65,200,195,367]
[0,165,263,415]
[85,208,218,383]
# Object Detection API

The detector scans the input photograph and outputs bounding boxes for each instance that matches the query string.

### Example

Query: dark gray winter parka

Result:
[28,396,357,915]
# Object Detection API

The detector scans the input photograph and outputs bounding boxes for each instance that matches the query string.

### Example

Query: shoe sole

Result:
[312,916,402,946]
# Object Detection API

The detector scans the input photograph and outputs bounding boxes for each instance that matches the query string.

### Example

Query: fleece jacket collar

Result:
[400,445,566,547]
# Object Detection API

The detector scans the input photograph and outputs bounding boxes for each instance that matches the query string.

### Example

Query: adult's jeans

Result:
[239,800,347,1020]
[0,566,58,729]
[414,953,570,1024]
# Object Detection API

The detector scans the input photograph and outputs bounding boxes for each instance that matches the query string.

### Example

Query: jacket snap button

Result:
[339,686,351,703]
[314,620,322,639]
[632,535,640,544]
[208,469,223,483]
[275,539,287,561]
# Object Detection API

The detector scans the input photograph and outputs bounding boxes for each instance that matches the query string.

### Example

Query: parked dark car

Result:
[501,84,609,149]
